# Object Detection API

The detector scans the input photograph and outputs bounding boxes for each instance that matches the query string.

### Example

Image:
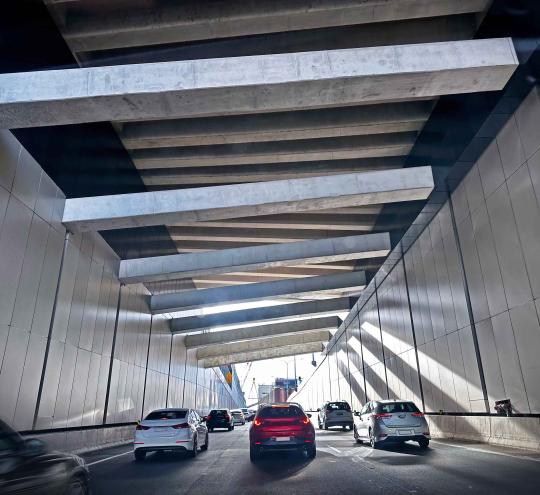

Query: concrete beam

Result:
[171,297,351,333]
[131,133,416,169]
[0,39,517,128]
[196,330,332,360]
[119,233,390,284]
[62,167,434,232]
[121,101,431,148]
[185,316,340,348]
[201,342,325,368]
[151,271,366,313]
[141,157,404,186]
[61,0,490,52]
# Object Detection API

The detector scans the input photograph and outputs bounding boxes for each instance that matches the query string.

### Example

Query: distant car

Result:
[206,409,234,431]
[0,419,90,494]
[231,410,246,425]
[249,403,316,461]
[353,400,430,449]
[134,408,208,460]
[318,401,354,430]
[240,408,256,421]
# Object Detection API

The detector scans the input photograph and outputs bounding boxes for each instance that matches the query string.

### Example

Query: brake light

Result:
[373,413,392,420]
[253,418,263,426]
[136,424,149,430]
[412,412,424,417]
[301,416,310,425]
[224,415,231,421]
[172,423,190,429]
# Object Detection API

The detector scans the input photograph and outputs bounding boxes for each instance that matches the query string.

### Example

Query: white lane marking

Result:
[430,440,540,463]
[86,451,132,467]
[328,445,341,455]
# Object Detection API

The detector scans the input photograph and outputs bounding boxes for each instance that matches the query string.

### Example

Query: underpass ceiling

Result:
[38,0,493,295]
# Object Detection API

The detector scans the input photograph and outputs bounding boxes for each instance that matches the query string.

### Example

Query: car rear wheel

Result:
[324,422,328,430]
[189,438,198,457]
[353,426,363,444]
[418,438,429,449]
[249,446,262,462]
[305,445,316,459]
[369,429,379,449]
[201,433,209,451]
[134,450,146,462]
[228,425,232,431]
[65,476,88,495]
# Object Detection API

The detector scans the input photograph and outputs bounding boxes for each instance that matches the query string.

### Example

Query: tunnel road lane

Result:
[82,425,540,495]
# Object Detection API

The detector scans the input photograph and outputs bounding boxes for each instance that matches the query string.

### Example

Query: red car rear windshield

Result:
[145,410,187,420]
[258,406,303,418]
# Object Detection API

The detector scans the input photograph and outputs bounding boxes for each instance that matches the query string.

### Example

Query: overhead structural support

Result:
[184,316,340,348]
[202,342,325,368]
[196,330,332,360]
[62,166,434,232]
[0,39,517,128]
[119,233,390,284]
[62,0,491,52]
[171,297,351,334]
[151,271,366,314]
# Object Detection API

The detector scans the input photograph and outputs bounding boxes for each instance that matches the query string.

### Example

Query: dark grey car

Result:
[353,400,430,449]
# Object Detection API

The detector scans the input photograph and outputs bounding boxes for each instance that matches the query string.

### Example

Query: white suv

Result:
[134,408,208,461]
[317,401,354,431]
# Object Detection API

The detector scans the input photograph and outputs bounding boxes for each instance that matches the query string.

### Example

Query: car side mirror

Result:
[307,413,312,418]
[23,438,47,457]
[353,411,360,417]
[316,408,320,412]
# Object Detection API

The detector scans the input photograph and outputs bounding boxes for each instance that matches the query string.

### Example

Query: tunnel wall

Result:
[291,87,540,450]
[0,129,244,451]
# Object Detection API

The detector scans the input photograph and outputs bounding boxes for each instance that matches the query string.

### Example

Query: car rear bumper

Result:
[326,420,353,426]
[133,437,194,452]
[252,438,315,452]
[208,422,231,428]
[377,434,429,443]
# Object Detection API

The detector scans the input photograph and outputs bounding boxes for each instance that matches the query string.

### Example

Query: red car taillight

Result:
[372,413,392,420]
[412,412,424,417]
[136,424,149,431]
[172,423,190,429]
[301,416,310,425]
[253,418,263,426]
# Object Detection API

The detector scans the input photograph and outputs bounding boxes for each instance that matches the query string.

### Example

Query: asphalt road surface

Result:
[83,425,540,495]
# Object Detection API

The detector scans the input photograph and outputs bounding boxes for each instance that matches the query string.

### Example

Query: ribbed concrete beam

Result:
[62,167,434,232]
[141,157,404,186]
[0,39,517,128]
[151,271,366,314]
[171,297,351,333]
[185,316,340,348]
[197,330,332,360]
[201,342,325,368]
[131,133,416,169]
[61,0,490,52]
[119,233,390,284]
[121,101,431,149]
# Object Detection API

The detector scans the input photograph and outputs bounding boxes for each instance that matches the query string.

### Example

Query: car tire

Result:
[369,429,379,449]
[201,433,209,451]
[353,426,363,444]
[418,438,429,449]
[208,427,213,432]
[324,422,328,430]
[134,450,146,462]
[305,445,316,459]
[318,420,322,430]
[65,475,89,495]
[189,438,198,458]
[342,426,347,431]
[228,425,232,431]
[348,423,354,431]
[250,446,262,462]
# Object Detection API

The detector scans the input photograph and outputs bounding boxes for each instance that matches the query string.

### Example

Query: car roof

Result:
[373,399,415,404]
[150,407,189,412]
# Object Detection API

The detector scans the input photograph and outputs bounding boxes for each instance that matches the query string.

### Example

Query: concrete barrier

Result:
[427,415,540,452]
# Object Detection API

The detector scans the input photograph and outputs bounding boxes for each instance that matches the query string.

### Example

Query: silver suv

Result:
[317,401,354,430]
[353,400,430,449]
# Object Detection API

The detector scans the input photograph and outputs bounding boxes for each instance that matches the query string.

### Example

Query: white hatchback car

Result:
[134,408,208,461]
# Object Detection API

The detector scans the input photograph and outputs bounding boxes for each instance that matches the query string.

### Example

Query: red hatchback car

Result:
[249,403,316,461]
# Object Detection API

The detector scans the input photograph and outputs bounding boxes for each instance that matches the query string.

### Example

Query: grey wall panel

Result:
[65,254,91,347]
[0,130,20,191]
[92,272,112,355]
[486,184,532,309]
[34,173,59,226]
[463,164,484,215]
[67,348,91,427]
[0,328,30,424]
[52,343,77,429]
[0,196,33,326]
[515,86,540,160]
[434,336,458,412]
[490,311,529,413]
[0,325,8,371]
[82,353,102,426]
[78,260,103,351]
[13,333,47,431]
[458,326,484,408]
[475,318,505,406]
[496,115,526,179]
[477,140,505,199]
[510,301,540,412]
[12,147,43,212]
[446,330,471,412]
[507,164,540,299]
[470,202,508,317]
